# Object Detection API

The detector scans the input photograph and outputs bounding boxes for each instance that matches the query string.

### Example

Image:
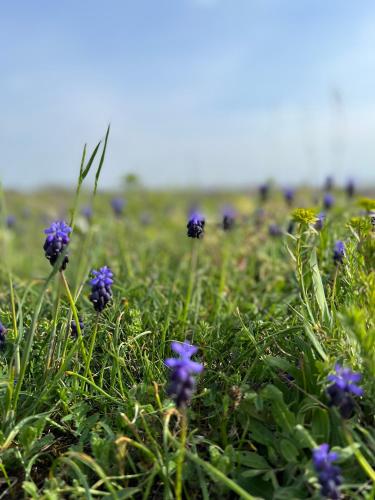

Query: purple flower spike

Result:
[43,220,72,270]
[111,197,125,217]
[312,444,342,499]
[0,322,7,350]
[346,179,355,198]
[333,240,345,265]
[323,193,335,210]
[268,223,282,237]
[6,215,16,229]
[315,212,326,231]
[222,205,236,231]
[81,205,93,220]
[165,341,203,408]
[259,183,270,202]
[187,211,205,239]
[283,188,295,206]
[89,266,114,313]
[326,364,363,418]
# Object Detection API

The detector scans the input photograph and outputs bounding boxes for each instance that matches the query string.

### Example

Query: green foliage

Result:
[0,157,374,498]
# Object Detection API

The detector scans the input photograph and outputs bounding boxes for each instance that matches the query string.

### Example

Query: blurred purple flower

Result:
[312,444,342,499]
[165,341,203,408]
[187,211,205,239]
[323,193,335,210]
[333,240,345,265]
[327,363,363,418]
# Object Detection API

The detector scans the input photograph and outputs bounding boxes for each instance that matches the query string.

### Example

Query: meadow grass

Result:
[0,138,374,499]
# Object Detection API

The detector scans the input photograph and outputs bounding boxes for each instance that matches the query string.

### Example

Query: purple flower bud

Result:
[333,240,345,265]
[6,215,16,229]
[81,205,93,221]
[187,211,205,239]
[323,193,335,210]
[222,206,236,231]
[111,198,125,217]
[71,318,84,338]
[283,188,295,206]
[0,322,7,350]
[165,341,203,408]
[315,212,326,231]
[259,183,270,202]
[345,179,355,198]
[268,223,282,237]
[89,266,114,312]
[43,221,72,270]
[326,363,363,418]
[312,444,342,499]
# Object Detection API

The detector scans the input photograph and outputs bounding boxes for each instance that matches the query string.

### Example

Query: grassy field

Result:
[0,141,374,499]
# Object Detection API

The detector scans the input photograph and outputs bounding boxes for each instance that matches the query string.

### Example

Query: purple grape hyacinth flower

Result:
[222,206,236,231]
[333,241,345,265]
[43,220,72,270]
[327,364,363,418]
[268,223,282,237]
[6,215,16,229]
[345,179,355,198]
[315,212,326,231]
[81,205,93,221]
[312,444,342,499]
[0,322,7,350]
[71,318,84,338]
[323,193,335,210]
[259,183,269,202]
[111,197,125,217]
[283,188,295,206]
[165,341,203,408]
[89,266,114,312]
[187,211,205,239]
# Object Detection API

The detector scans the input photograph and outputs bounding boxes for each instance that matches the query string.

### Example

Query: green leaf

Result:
[311,408,330,442]
[236,451,271,469]
[309,248,330,324]
[279,439,299,463]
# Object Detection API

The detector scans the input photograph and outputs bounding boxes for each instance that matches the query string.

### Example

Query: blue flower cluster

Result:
[43,221,72,270]
[165,341,203,408]
[312,444,342,499]
[0,322,7,350]
[187,212,205,239]
[326,364,363,418]
[333,241,345,265]
[89,266,114,312]
[71,318,84,338]
[222,206,236,231]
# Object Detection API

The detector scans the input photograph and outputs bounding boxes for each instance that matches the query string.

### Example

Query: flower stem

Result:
[176,411,188,500]
[181,241,198,326]
[60,272,92,381]
[84,313,100,379]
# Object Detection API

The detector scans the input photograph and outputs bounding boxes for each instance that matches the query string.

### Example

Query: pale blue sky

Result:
[1,0,375,189]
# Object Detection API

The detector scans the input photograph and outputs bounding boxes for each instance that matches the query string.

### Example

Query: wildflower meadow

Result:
[0,130,374,499]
